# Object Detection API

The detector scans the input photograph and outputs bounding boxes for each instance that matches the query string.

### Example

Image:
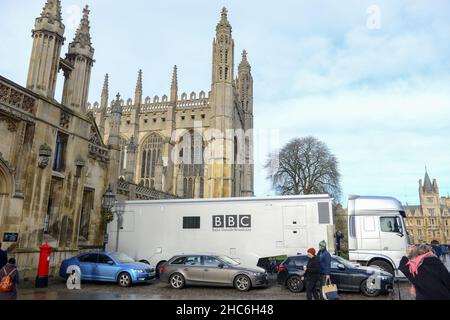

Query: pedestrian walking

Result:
[440,244,447,262]
[432,243,441,259]
[334,231,344,256]
[317,240,332,299]
[0,243,7,270]
[301,248,320,300]
[399,244,450,300]
[0,258,19,300]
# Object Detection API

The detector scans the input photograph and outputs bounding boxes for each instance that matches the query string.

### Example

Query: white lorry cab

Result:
[347,195,411,277]
[106,195,335,272]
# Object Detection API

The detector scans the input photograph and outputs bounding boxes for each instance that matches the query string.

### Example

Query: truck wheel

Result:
[360,279,381,297]
[286,275,304,293]
[234,275,252,292]
[169,273,185,289]
[118,272,132,287]
[369,260,394,276]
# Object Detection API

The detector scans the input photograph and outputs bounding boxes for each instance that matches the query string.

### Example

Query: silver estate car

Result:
[159,254,269,292]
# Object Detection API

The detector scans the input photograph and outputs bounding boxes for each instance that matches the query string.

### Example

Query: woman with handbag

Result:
[302,248,320,300]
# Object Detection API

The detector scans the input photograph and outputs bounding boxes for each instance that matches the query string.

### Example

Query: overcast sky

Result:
[1,0,450,206]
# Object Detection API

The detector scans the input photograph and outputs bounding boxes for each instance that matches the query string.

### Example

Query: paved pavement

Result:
[16,275,414,300]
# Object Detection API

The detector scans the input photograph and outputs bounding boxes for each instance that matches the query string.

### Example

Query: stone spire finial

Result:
[102,74,109,98]
[40,0,62,22]
[111,93,123,114]
[239,50,250,69]
[217,6,231,30]
[135,69,143,94]
[170,65,178,102]
[72,5,92,47]
[135,69,143,105]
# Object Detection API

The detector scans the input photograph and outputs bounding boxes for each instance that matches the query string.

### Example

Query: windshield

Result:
[218,255,240,266]
[110,252,135,264]
[334,256,356,268]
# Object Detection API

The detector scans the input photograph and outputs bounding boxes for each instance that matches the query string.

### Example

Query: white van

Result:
[106,195,335,271]
[347,195,411,276]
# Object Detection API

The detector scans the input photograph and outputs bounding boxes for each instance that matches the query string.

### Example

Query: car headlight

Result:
[253,272,264,276]
[132,269,145,273]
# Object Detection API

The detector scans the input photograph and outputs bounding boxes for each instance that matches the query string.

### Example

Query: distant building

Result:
[405,170,450,244]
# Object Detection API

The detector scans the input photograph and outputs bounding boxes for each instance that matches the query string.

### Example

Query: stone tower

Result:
[62,5,95,112]
[98,74,109,137]
[207,7,235,198]
[26,0,65,98]
[419,169,440,214]
[237,50,254,196]
[107,94,123,190]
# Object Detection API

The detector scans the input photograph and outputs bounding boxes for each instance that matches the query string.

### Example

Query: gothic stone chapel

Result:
[0,0,254,277]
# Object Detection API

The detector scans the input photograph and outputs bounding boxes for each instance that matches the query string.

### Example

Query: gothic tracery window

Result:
[140,133,163,188]
[180,130,204,198]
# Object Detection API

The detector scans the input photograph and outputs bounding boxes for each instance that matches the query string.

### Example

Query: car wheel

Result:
[118,272,132,287]
[169,273,185,289]
[369,260,394,276]
[286,275,304,293]
[360,279,381,297]
[234,274,252,292]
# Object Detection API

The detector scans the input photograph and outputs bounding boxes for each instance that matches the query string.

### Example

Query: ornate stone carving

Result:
[38,143,52,169]
[0,116,18,132]
[88,125,109,162]
[0,81,36,114]
[60,111,71,129]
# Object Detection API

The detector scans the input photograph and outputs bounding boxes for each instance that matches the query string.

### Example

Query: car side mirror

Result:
[218,263,224,269]
[337,263,345,270]
[107,260,114,265]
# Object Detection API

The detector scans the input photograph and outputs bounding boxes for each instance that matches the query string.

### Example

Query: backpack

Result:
[0,267,16,293]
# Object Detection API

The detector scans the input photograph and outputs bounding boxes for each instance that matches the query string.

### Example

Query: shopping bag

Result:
[322,278,339,300]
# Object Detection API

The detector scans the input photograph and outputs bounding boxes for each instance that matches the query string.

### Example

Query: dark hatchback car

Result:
[277,255,394,297]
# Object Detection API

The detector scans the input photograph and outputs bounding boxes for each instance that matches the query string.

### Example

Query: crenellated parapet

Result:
[87,90,210,115]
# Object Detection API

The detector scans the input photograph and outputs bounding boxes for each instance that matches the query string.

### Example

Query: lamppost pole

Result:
[101,185,116,251]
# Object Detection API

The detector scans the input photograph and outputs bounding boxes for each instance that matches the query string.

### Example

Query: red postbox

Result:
[35,243,52,288]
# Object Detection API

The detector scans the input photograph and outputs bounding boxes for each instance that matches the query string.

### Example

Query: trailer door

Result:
[282,206,307,248]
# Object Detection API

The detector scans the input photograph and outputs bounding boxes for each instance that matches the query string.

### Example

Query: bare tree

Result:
[265,136,342,202]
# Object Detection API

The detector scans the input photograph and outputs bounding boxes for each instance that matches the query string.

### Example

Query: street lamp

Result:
[101,185,125,252]
[102,185,115,210]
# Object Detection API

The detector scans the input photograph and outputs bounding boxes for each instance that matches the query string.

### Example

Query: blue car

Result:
[59,252,156,287]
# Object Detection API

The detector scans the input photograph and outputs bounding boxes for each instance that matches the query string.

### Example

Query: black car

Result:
[277,255,394,297]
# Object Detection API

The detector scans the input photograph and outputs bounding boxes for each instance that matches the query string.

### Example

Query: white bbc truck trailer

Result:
[347,195,411,277]
[106,195,335,271]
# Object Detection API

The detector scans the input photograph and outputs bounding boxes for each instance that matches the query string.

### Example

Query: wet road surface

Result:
[17,276,414,300]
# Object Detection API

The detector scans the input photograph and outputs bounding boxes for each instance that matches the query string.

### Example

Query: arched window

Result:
[180,130,205,198]
[140,133,163,188]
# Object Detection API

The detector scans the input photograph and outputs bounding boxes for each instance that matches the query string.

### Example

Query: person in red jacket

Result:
[399,244,450,300]
[302,248,321,300]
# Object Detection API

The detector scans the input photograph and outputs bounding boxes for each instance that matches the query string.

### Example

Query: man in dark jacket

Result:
[399,245,450,300]
[317,240,331,299]
[0,243,7,270]
[302,248,320,300]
